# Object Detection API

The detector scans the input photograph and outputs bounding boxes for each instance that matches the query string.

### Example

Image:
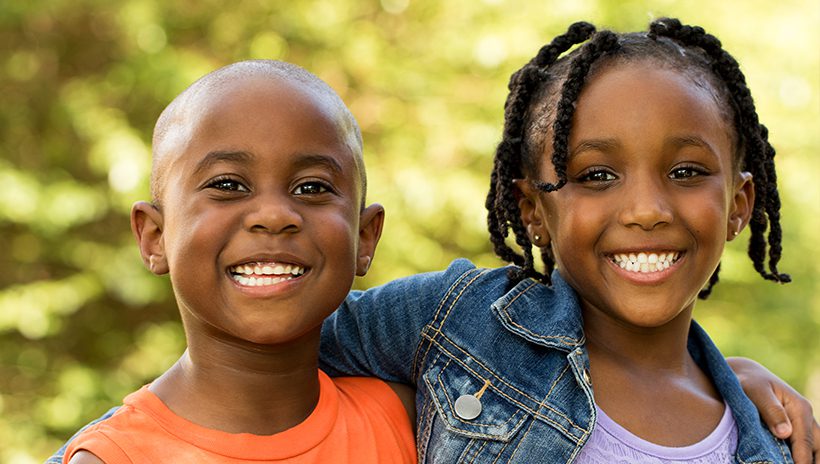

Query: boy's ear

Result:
[727,172,755,241]
[131,201,169,275]
[513,178,550,247]
[356,203,385,276]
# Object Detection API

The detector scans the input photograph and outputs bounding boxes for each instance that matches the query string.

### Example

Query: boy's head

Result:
[485,18,788,296]
[151,60,367,209]
[130,60,384,345]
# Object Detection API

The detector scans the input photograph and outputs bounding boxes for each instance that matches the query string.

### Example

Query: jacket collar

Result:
[490,270,585,352]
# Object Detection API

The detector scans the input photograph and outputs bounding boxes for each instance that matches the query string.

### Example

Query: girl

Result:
[319,18,803,462]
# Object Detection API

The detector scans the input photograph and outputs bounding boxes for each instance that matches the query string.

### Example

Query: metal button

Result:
[454,394,482,420]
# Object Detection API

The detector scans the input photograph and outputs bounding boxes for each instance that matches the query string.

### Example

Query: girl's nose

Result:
[243,193,302,235]
[617,177,674,231]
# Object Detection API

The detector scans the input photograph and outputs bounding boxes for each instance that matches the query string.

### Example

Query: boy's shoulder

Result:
[54,373,416,463]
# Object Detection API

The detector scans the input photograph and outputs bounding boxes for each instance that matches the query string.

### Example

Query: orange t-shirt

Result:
[64,371,416,463]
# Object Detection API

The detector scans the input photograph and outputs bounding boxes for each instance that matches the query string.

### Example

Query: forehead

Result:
[157,75,363,185]
[572,62,730,140]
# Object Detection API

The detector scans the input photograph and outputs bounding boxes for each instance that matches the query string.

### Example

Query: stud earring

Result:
[733,230,739,237]
[533,234,541,244]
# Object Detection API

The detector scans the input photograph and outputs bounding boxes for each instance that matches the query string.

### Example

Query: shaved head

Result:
[150,60,365,207]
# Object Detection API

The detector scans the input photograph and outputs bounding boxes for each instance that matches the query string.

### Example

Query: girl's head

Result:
[486,18,790,301]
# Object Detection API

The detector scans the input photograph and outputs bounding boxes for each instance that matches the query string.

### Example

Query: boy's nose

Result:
[617,177,674,231]
[243,194,302,235]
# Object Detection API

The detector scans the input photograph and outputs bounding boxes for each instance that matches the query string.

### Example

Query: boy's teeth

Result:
[229,262,305,285]
[611,252,679,274]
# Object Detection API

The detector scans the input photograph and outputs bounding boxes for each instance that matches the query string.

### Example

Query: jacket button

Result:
[454,394,482,420]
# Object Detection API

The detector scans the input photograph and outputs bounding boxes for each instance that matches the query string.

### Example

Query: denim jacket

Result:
[320,259,792,463]
[48,259,791,463]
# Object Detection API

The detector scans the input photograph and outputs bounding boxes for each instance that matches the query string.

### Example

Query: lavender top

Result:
[575,403,738,463]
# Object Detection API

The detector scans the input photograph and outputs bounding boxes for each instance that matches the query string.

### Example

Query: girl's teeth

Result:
[611,252,679,274]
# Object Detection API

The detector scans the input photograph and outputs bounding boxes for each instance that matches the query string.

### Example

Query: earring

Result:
[533,234,541,244]
[733,230,739,237]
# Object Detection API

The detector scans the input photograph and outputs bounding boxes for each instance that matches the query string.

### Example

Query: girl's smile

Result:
[606,250,684,284]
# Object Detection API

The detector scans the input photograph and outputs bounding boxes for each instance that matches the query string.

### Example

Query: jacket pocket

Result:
[422,351,529,442]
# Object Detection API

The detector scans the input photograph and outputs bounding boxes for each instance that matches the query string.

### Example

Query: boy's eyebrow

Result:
[191,150,346,175]
[291,153,344,175]
[192,150,253,174]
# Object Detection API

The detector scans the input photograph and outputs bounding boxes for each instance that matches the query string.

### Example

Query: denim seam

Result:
[505,412,541,464]
[412,267,487,379]
[545,363,572,400]
[497,281,583,346]
[457,438,487,464]
[435,358,526,429]
[426,331,588,437]
[417,351,443,463]
[490,437,512,464]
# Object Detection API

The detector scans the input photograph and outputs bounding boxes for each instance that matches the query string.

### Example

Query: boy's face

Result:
[519,62,753,329]
[132,76,383,345]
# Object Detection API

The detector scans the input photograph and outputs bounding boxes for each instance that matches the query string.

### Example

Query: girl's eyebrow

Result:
[192,150,253,174]
[569,138,620,158]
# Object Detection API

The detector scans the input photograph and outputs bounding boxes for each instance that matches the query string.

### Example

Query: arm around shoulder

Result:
[319,259,478,383]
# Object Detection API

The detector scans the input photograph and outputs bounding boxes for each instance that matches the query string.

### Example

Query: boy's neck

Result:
[148,329,323,436]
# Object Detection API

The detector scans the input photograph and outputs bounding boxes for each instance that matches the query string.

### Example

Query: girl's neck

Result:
[582,301,724,447]
[582,302,694,372]
[149,328,322,436]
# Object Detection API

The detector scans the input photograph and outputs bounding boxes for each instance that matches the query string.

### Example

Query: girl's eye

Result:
[293,181,332,195]
[669,166,707,180]
[207,177,249,192]
[578,169,617,183]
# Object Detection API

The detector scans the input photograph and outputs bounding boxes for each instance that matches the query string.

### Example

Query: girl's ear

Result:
[513,178,550,247]
[131,201,168,275]
[356,203,385,276]
[727,172,755,241]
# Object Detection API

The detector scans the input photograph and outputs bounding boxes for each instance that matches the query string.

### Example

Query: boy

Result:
[62,60,416,463]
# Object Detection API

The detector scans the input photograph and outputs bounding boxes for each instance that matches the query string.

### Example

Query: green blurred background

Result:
[1,0,818,461]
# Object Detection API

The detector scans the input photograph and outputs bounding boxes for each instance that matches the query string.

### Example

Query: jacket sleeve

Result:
[319,259,476,385]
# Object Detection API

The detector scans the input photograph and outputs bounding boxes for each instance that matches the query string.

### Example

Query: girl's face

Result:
[520,62,753,329]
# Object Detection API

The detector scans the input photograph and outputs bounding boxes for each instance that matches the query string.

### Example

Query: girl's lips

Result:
[609,251,682,273]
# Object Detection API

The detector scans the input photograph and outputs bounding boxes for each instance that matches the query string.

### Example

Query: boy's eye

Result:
[207,177,249,192]
[293,181,332,195]
[669,166,707,179]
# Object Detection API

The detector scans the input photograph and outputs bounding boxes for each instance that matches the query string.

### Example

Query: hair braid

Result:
[532,30,620,194]
[486,21,596,283]
[649,18,790,286]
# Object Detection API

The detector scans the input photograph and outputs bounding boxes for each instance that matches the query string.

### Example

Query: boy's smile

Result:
[132,74,383,346]
[522,61,753,330]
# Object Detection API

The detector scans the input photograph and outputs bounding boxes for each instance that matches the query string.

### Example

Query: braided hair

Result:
[485,18,790,298]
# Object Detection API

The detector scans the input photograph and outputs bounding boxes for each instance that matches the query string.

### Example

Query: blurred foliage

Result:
[0,0,818,462]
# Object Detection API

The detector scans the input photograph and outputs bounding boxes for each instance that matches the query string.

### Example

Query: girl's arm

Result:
[729,356,819,464]
[319,259,476,384]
